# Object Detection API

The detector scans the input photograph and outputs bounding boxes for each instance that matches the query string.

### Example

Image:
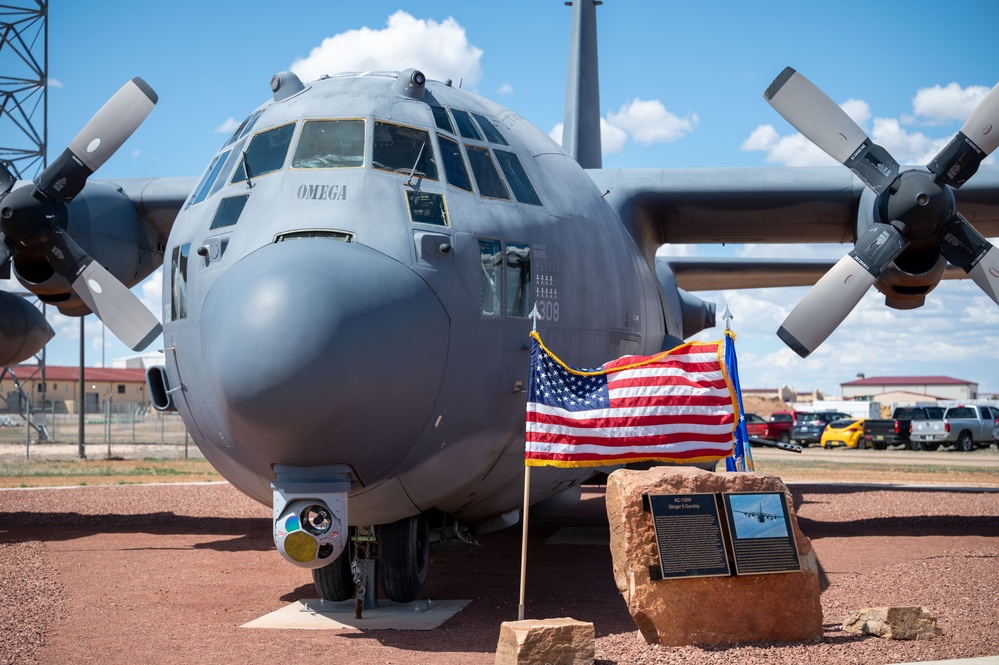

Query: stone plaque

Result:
[647,493,730,579]
[721,491,801,575]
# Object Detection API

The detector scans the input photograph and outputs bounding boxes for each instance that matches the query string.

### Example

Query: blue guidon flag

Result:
[525,331,740,467]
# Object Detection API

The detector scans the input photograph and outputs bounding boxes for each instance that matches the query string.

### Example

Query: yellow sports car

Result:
[820,418,867,449]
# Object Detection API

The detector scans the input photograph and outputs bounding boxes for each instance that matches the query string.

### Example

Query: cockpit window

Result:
[431,106,454,134]
[187,151,229,208]
[372,121,439,181]
[170,243,190,321]
[232,123,296,184]
[494,151,542,205]
[292,119,364,169]
[437,134,472,192]
[207,139,246,198]
[210,195,250,230]
[451,110,483,141]
[465,146,510,200]
[472,113,509,146]
[224,109,263,148]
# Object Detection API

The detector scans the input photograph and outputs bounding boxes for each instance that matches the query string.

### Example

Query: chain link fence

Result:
[0,401,204,461]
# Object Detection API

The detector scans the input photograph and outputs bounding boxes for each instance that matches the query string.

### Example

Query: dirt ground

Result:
[1,475,997,665]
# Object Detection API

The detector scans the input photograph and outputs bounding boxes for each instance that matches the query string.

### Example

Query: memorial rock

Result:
[605,466,822,646]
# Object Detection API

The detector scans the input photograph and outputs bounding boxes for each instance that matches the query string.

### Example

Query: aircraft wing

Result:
[110,177,200,241]
[589,165,999,247]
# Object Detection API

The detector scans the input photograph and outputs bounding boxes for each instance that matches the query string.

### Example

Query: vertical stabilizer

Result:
[562,1,602,168]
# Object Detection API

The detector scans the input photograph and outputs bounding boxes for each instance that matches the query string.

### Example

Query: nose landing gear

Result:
[311,514,430,604]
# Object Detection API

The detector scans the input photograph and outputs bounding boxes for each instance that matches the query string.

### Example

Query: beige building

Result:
[1,365,149,414]
[840,375,977,403]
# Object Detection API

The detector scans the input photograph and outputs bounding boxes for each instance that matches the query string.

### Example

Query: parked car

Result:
[743,413,768,439]
[791,411,851,446]
[862,406,945,450]
[909,404,999,451]
[820,418,867,449]
[764,410,803,444]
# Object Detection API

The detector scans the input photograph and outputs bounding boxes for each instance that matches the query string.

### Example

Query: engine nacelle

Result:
[272,465,352,569]
[10,181,163,315]
[874,252,948,310]
[0,290,55,365]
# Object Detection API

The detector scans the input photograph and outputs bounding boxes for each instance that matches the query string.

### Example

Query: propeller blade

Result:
[35,77,158,203]
[0,162,15,197]
[778,225,909,357]
[929,82,999,188]
[764,67,899,195]
[938,214,999,304]
[44,227,162,351]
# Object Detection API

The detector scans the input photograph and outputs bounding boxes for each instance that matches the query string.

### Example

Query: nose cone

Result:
[201,240,449,483]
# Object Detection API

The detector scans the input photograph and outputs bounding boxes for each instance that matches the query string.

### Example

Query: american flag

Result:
[525,333,737,467]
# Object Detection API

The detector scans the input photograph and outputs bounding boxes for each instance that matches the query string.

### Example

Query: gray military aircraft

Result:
[1,2,998,603]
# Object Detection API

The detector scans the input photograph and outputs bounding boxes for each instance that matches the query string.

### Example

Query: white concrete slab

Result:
[242,598,471,631]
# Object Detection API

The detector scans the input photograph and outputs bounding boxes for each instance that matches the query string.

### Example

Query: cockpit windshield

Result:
[292,119,364,168]
[372,121,438,181]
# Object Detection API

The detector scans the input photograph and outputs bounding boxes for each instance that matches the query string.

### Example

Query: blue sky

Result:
[6,0,999,397]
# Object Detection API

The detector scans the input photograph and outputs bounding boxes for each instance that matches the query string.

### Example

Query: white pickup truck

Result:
[909,405,999,452]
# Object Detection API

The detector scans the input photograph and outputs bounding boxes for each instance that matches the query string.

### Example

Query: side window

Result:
[466,146,510,200]
[170,243,191,321]
[505,242,531,318]
[494,150,542,205]
[373,121,439,180]
[437,134,472,192]
[206,139,246,198]
[479,239,502,317]
[187,151,229,208]
[292,119,364,168]
[210,195,250,230]
[232,123,296,183]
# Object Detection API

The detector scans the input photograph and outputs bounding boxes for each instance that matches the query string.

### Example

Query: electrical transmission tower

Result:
[1,1,48,180]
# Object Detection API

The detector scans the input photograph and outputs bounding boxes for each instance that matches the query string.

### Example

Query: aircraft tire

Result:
[312,542,354,602]
[378,514,429,603]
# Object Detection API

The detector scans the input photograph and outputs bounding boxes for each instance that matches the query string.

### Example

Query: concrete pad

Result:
[242,598,471,631]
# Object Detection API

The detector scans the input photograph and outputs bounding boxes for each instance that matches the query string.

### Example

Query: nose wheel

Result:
[311,515,430,604]
[379,514,430,603]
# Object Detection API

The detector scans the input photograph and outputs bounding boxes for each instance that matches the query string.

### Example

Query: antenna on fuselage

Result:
[562,0,602,169]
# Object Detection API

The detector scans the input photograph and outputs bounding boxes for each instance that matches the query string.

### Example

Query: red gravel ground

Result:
[1,481,997,665]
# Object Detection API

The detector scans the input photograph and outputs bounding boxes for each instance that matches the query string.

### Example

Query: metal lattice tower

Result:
[0,1,48,179]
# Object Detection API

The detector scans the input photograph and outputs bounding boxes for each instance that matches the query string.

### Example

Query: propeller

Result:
[764,68,999,357]
[0,77,162,351]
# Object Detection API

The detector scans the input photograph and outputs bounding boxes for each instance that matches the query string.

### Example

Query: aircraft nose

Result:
[200,240,449,482]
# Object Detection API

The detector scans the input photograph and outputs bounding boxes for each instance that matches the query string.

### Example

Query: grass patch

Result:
[0,458,223,488]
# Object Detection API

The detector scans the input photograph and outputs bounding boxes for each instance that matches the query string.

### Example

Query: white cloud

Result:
[549,119,628,155]
[497,83,513,95]
[743,83,995,167]
[740,124,837,167]
[290,11,483,88]
[912,82,992,124]
[606,98,698,146]
[214,117,241,135]
[47,77,63,89]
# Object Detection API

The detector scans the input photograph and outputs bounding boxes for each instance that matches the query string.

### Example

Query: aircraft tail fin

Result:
[562,0,602,168]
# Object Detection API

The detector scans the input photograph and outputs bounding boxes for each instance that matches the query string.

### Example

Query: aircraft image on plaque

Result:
[728,493,788,539]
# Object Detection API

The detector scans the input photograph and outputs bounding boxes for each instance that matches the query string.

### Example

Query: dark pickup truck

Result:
[862,406,945,450]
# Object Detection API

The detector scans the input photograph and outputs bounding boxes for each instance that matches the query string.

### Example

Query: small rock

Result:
[495,617,595,665]
[842,606,943,640]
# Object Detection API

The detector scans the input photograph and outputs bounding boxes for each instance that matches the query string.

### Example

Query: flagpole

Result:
[518,305,542,621]
[518,464,531,621]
